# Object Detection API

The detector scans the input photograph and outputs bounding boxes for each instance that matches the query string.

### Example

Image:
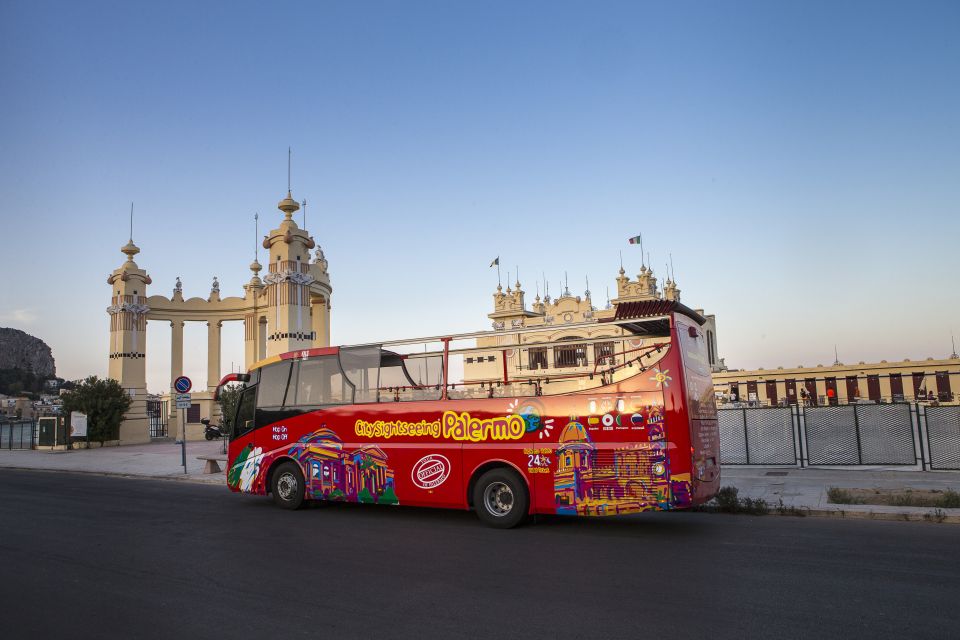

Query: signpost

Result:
[173,376,192,474]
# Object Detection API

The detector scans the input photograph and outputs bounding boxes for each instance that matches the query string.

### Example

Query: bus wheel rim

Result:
[483,482,514,516]
[277,472,298,500]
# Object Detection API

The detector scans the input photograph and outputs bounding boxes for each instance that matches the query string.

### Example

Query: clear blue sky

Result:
[1,0,958,393]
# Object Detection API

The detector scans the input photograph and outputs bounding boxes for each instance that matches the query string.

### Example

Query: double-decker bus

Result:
[219,302,719,527]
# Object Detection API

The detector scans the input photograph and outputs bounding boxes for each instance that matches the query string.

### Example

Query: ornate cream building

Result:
[464,265,722,394]
[106,190,332,443]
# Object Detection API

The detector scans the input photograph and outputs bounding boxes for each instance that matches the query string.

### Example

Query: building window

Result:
[706,331,715,366]
[936,371,953,402]
[528,347,548,370]
[595,342,615,365]
[553,341,587,368]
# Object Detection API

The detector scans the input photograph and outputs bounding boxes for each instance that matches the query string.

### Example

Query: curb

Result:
[0,465,227,486]
[699,505,960,524]
[799,507,960,524]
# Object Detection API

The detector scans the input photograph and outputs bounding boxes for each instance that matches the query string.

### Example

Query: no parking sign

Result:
[174,376,192,393]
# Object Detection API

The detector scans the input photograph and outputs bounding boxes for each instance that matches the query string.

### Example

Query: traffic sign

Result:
[174,376,192,393]
[175,393,192,409]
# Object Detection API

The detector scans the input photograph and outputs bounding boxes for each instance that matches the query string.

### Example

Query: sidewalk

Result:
[722,466,960,522]
[0,440,228,485]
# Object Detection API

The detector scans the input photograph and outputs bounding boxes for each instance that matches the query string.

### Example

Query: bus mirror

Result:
[688,326,699,338]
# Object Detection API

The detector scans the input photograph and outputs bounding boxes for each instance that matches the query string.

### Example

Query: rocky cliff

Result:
[0,328,56,378]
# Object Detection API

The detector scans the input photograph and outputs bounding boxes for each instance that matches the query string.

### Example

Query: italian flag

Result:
[628,235,642,244]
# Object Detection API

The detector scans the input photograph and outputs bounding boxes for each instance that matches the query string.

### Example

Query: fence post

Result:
[916,403,932,471]
[852,405,864,465]
[742,408,750,464]
[792,405,804,468]
[910,403,923,471]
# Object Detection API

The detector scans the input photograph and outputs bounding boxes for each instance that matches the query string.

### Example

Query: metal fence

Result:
[924,405,960,470]
[718,403,958,470]
[718,407,798,465]
[0,420,36,449]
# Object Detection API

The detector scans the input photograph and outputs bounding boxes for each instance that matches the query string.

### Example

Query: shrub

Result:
[826,487,865,505]
[715,486,741,512]
[940,490,960,509]
[60,376,132,444]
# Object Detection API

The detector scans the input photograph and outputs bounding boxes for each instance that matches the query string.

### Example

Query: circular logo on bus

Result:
[411,454,450,490]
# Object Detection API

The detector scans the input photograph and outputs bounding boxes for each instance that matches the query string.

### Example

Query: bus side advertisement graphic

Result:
[354,411,525,442]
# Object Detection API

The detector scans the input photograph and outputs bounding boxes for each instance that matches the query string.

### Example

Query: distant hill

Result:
[0,328,56,379]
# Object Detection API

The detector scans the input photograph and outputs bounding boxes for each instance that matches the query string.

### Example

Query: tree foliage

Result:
[60,376,132,444]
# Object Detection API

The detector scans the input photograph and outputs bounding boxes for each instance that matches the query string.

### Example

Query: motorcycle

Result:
[201,418,226,440]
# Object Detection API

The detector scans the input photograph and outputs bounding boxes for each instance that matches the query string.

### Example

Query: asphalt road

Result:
[1,470,958,640]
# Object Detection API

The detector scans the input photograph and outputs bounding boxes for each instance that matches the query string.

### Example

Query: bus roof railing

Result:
[343,315,675,351]
[401,336,670,360]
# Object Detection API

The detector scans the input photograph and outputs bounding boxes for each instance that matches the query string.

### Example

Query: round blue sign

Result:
[174,376,192,393]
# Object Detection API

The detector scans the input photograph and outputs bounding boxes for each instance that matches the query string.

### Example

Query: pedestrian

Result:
[800,387,809,406]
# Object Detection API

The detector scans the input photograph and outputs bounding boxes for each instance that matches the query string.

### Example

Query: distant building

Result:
[712,356,959,406]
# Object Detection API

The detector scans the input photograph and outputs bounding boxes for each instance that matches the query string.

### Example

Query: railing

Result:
[718,403,960,470]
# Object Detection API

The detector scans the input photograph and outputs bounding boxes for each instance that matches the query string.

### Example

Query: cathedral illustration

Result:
[553,420,677,515]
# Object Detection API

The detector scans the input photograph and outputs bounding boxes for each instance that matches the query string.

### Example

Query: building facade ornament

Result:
[106,302,151,316]
[263,270,316,286]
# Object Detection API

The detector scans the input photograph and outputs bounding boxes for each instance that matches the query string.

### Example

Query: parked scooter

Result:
[201,418,226,441]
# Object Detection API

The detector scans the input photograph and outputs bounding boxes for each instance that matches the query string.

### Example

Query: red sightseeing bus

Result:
[219,302,719,528]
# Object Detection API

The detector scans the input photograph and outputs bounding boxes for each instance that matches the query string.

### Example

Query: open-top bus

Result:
[219,302,719,527]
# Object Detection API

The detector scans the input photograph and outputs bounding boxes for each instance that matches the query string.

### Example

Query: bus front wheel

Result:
[472,468,528,529]
[271,461,305,510]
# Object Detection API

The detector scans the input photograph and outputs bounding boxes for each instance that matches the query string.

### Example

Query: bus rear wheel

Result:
[473,468,528,529]
[271,461,305,510]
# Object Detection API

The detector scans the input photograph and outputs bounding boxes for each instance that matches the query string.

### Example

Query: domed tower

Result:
[261,191,333,357]
[553,419,595,512]
[105,233,152,443]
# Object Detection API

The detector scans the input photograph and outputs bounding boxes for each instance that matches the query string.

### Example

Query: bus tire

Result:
[271,461,305,510]
[472,468,528,529]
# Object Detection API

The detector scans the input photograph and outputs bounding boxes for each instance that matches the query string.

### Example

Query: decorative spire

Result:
[278,191,300,220]
[585,275,591,299]
[121,202,140,262]
[951,334,958,360]
[563,272,570,297]
[277,148,299,221]
[253,212,259,260]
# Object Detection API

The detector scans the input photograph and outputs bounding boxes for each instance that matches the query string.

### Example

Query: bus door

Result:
[675,319,720,501]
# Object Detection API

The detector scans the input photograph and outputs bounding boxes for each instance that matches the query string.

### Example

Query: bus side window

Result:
[233,385,257,438]
[292,356,355,406]
[340,346,380,403]
[257,362,292,407]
